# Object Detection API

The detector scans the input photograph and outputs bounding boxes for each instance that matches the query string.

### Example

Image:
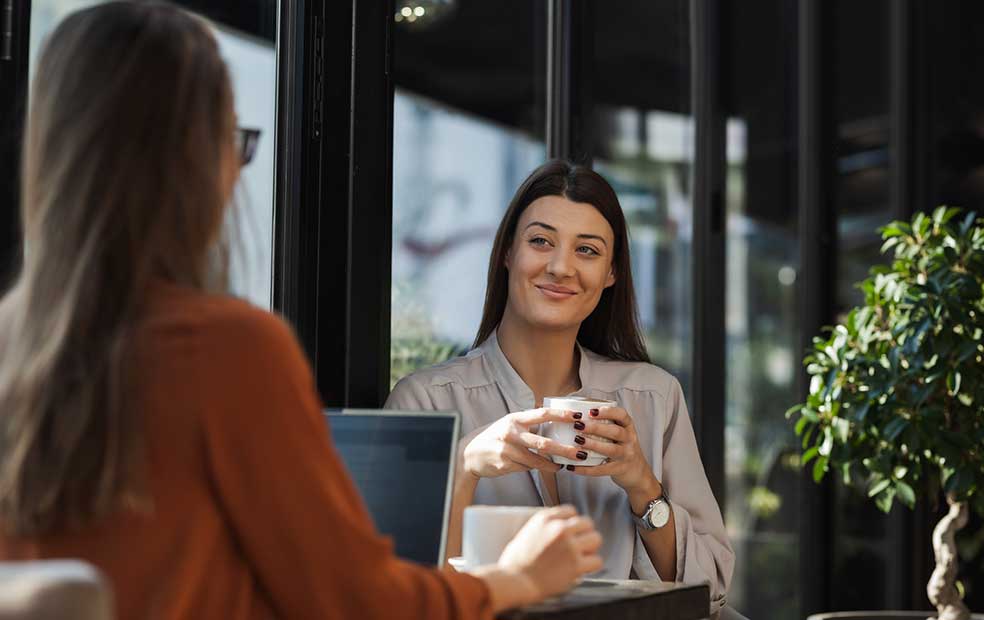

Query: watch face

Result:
[648,500,671,528]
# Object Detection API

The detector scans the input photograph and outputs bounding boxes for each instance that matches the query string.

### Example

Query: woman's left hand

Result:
[567,406,661,499]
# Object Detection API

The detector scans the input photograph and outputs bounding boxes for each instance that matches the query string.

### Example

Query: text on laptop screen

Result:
[327,414,455,566]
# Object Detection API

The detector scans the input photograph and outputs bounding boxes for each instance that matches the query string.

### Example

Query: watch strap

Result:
[632,490,669,531]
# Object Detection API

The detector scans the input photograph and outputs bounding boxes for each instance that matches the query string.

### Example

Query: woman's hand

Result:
[566,406,663,505]
[461,408,583,480]
[478,505,603,610]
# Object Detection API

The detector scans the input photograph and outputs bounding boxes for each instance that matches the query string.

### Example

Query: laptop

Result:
[324,409,460,567]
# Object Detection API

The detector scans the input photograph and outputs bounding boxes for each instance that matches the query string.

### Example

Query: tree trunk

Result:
[926,493,969,620]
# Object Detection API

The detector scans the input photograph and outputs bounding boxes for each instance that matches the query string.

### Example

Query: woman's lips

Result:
[535,284,577,300]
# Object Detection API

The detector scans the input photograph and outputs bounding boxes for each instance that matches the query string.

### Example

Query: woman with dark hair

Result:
[387,160,734,613]
[0,4,603,618]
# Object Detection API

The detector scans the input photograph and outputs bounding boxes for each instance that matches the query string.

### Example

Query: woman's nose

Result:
[545,248,575,278]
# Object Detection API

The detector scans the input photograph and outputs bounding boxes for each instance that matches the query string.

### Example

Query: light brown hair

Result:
[474,160,650,362]
[0,1,234,535]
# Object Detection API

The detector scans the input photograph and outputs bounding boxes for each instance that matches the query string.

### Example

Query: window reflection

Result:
[391,91,545,385]
[829,0,904,610]
[28,0,277,308]
[722,1,801,616]
[390,0,546,385]
[592,108,693,393]
[588,0,693,397]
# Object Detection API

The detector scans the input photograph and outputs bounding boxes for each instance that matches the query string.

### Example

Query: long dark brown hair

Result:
[0,2,234,535]
[474,160,650,363]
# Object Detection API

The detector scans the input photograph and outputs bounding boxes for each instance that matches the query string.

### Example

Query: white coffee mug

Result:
[461,505,542,568]
[541,397,617,467]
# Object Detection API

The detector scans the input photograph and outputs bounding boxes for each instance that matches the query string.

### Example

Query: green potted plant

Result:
[788,207,984,620]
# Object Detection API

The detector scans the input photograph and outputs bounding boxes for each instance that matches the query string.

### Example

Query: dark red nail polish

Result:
[573,411,582,420]
[574,421,585,430]
[576,451,588,460]
[566,464,575,471]
[590,408,599,417]
[574,435,586,445]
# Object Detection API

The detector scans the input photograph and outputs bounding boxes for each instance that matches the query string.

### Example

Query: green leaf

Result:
[785,403,804,419]
[812,456,829,483]
[946,371,962,396]
[883,417,909,442]
[959,211,976,235]
[840,462,852,485]
[819,426,834,456]
[801,446,820,466]
[875,487,896,513]
[881,223,905,238]
[934,206,962,226]
[851,402,871,423]
[868,478,892,497]
[896,481,916,508]
[832,417,850,444]
[913,213,927,237]
[794,415,810,436]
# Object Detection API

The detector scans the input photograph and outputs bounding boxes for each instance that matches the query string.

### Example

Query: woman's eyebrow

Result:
[576,233,608,247]
[524,221,609,247]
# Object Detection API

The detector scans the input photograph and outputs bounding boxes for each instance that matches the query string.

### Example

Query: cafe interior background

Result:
[1,1,984,618]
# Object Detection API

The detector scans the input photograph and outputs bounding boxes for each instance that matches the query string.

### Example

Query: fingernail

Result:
[576,451,588,460]
[574,435,586,445]
[566,464,575,471]
[590,408,599,417]
[574,421,585,430]
[573,411,582,420]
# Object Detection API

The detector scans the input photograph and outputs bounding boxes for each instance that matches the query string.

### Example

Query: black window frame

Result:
[0,0,31,289]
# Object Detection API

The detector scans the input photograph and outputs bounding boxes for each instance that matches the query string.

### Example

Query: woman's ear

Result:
[504,248,512,271]
[605,266,616,288]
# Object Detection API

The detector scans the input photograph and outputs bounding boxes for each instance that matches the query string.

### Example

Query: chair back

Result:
[0,560,112,620]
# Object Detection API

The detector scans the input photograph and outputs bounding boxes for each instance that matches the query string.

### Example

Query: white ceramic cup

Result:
[461,505,543,568]
[541,397,617,467]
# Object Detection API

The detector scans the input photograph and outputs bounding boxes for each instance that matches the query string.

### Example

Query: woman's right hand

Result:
[478,505,604,611]
[461,408,582,479]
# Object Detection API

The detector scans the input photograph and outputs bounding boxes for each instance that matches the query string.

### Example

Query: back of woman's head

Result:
[0,1,233,535]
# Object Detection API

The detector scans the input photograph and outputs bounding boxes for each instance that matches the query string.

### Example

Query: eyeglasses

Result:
[235,127,261,166]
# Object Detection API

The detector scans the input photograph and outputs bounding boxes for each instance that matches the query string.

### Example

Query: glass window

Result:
[723,2,801,617]
[587,0,694,398]
[390,0,546,386]
[918,5,984,607]
[28,0,278,309]
[828,0,907,611]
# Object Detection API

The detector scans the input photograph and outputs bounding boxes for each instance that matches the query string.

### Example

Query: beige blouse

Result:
[385,332,734,612]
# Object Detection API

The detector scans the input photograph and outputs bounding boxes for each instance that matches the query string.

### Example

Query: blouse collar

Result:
[476,329,592,411]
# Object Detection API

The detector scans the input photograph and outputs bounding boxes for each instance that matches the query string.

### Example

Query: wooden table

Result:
[498,579,710,620]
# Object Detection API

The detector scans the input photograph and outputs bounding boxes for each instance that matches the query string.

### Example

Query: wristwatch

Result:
[632,491,671,531]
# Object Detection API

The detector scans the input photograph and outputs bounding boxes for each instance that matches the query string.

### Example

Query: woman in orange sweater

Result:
[0,2,602,618]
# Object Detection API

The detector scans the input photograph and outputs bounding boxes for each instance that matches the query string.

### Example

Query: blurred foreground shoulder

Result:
[189,293,310,378]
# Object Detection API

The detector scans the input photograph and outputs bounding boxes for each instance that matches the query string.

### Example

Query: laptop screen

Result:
[325,411,459,567]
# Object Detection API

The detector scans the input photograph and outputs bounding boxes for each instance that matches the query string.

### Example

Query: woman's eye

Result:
[577,245,600,256]
[529,237,549,247]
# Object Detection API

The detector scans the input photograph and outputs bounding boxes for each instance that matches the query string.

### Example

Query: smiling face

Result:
[502,195,617,332]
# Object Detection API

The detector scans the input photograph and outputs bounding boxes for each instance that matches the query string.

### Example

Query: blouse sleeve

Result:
[632,377,735,613]
[384,374,438,411]
[200,307,492,620]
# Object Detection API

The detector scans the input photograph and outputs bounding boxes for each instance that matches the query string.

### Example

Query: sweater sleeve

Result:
[198,305,492,620]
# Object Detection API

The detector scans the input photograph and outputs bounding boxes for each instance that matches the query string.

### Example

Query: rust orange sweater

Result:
[0,282,493,619]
